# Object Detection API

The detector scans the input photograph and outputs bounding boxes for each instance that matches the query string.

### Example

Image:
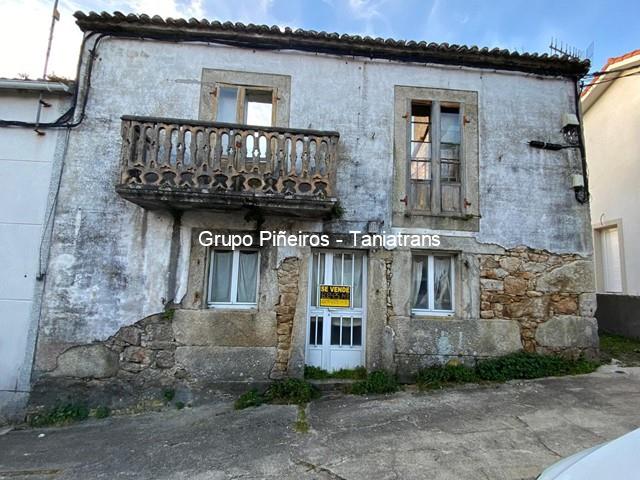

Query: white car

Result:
[538,428,640,479]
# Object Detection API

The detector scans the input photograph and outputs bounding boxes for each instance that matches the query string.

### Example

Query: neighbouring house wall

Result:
[0,89,71,422]
[29,37,596,410]
[584,70,640,295]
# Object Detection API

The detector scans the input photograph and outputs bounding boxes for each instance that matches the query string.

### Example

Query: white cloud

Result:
[0,0,83,79]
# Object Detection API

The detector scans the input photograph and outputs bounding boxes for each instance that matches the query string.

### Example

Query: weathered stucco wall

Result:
[31,36,596,406]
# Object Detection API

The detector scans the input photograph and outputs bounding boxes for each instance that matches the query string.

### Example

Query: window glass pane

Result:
[341,317,351,346]
[331,317,341,345]
[216,87,238,123]
[441,106,460,144]
[210,250,233,302]
[411,160,431,180]
[236,251,258,303]
[434,256,453,310]
[411,141,431,160]
[352,318,362,346]
[245,89,273,126]
[441,160,460,183]
[311,253,319,307]
[411,256,429,309]
[344,254,353,290]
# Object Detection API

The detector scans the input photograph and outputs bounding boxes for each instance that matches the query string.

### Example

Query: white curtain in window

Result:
[237,251,258,303]
[412,257,429,309]
[434,257,452,310]
[211,251,233,302]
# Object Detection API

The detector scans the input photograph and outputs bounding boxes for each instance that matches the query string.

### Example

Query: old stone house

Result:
[27,11,598,409]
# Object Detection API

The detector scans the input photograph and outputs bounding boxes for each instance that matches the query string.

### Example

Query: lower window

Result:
[208,249,259,307]
[411,254,455,315]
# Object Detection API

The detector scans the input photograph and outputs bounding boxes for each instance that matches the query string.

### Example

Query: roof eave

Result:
[74,12,590,78]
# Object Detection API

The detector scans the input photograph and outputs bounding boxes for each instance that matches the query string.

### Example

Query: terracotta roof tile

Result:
[74,11,590,77]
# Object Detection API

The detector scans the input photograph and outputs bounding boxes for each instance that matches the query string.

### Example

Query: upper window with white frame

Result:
[208,249,259,308]
[411,253,455,315]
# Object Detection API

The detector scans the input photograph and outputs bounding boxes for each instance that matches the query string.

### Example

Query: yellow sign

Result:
[319,284,351,307]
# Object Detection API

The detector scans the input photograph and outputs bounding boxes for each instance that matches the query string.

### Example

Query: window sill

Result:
[411,310,455,319]
[407,211,475,220]
[207,304,258,311]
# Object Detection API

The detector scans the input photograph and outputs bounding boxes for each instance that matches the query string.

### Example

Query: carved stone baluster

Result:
[288,134,297,177]
[301,136,310,180]
[149,123,159,168]
[265,132,273,176]
[236,131,247,173]
[176,126,186,171]
[134,122,146,166]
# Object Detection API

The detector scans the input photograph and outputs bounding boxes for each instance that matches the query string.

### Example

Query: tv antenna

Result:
[549,38,583,59]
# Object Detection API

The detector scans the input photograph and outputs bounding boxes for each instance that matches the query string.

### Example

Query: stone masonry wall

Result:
[271,257,300,378]
[480,246,598,357]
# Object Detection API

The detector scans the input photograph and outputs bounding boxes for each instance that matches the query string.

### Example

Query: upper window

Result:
[208,249,259,308]
[411,254,455,315]
[215,85,274,127]
[409,101,462,213]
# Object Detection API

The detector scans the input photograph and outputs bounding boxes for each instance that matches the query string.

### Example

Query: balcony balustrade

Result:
[116,116,340,216]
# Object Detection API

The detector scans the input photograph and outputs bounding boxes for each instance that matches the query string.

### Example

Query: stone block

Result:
[172,309,276,347]
[579,293,597,317]
[51,344,119,379]
[551,296,578,315]
[499,257,522,273]
[504,277,528,295]
[480,278,504,291]
[118,326,142,346]
[155,351,175,369]
[175,346,276,381]
[122,346,152,364]
[535,315,598,348]
[536,260,595,293]
[397,319,522,358]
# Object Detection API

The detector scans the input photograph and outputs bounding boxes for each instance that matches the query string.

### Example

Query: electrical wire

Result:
[580,70,640,89]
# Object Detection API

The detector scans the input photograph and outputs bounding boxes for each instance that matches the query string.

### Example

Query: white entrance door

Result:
[306,251,366,372]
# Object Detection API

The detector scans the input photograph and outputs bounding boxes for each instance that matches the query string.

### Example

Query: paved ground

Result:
[1,366,639,480]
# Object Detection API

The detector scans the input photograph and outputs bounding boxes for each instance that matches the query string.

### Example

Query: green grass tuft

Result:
[350,370,399,395]
[93,406,110,419]
[265,378,320,405]
[304,365,368,380]
[28,403,90,428]
[599,333,640,366]
[162,388,176,402]
[416,352,599,390]
[234,389,264,410]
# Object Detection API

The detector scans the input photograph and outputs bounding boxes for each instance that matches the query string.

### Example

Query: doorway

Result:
[306,251,367,372]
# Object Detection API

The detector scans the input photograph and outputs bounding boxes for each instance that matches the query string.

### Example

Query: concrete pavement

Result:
[1,366,639,479]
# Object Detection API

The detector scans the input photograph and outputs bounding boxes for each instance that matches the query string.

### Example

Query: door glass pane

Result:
[245,89,273,127]
[330,317,341,345]
[602,228,622,292]
[434,256,452,310]
[412,256,429,309]
[216,87,238,123]
[344,254,353,290]
[332,254,343,285]
[309,316,317,345]
[353,254,363,308]
[352,318,362,346]
[236,251,258,303]
[317,316,323,345]
[341,317,351,346]
[210,250,233,302]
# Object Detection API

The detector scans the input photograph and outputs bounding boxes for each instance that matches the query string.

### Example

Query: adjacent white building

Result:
[0,79,72,422]
[582,49,640,337]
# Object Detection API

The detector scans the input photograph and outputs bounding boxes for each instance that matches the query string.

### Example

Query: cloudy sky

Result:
[1,0,638,79]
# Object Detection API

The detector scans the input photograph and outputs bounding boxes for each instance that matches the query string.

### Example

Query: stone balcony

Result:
[116,116,340,217]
